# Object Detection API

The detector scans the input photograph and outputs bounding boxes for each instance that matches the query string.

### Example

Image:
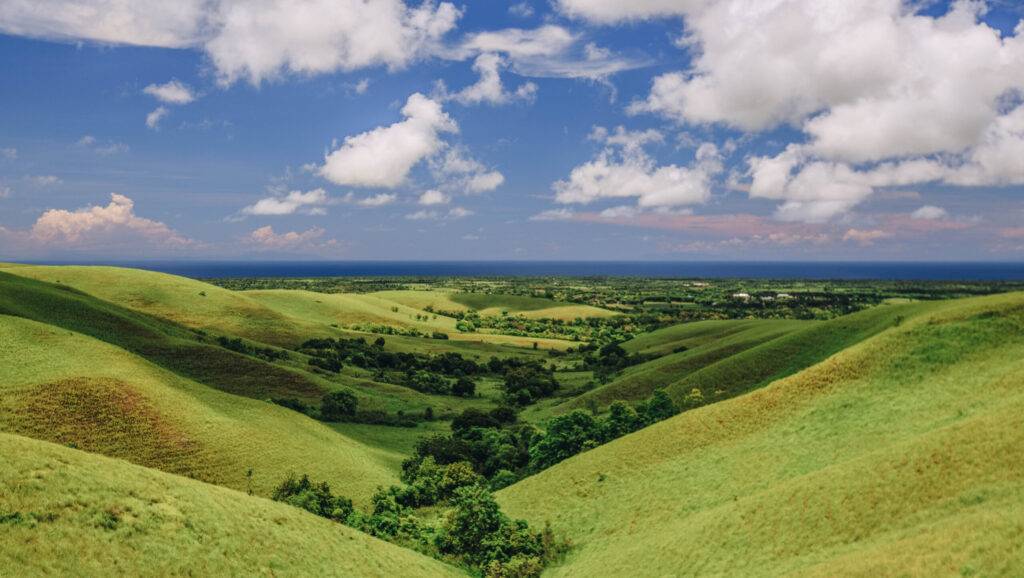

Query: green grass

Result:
[0,432,462,577]
[0,313,398,502]
[449,292,618,319]
[6,265,580,349]
[498,292,1024,576]
[558,319,811,412]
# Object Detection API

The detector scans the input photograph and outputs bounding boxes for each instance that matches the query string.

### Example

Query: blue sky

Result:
[1,0,1023,261]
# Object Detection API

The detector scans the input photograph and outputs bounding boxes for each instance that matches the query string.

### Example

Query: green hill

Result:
[3,265,579,350]
[560,319,811,411]
[0,313,397,502]
[0,432,461,577]
[374,288,618,320]
[497,292,1024,576]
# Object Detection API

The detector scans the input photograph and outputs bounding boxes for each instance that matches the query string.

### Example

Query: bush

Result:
[320,390,358,421]
[272,473,353,523]
[528,410,599,471]
[270,397,310,414]
[453,377,477,397]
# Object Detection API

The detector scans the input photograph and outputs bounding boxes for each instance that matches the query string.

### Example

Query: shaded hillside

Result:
[499,292,1024,576]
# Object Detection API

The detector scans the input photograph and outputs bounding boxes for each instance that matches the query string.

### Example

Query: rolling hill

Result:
[2,264,580,349]
[0,313,398,502]
[0,432,461,577]
[372,288,619,320]
[498,292,1024,576]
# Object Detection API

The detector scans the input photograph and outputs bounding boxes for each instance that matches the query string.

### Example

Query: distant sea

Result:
[21,260,1024,281]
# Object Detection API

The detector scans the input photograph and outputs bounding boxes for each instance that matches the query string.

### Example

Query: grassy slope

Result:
[499,293,1024,576]
[560,319,811,411]
[0,433,461,577]
[0,314,397,502]
[375,289,618,320]
[5,265,579,349]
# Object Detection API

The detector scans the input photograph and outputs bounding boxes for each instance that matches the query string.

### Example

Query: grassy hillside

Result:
[560,319,811,411]
[4,265,579,350]
[0,433,461,577]
[374,289,618,320]
[0,314,398,502]
[498,292,1024,576]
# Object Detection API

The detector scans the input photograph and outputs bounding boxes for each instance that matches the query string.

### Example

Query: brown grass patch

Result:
[10,378,207,478]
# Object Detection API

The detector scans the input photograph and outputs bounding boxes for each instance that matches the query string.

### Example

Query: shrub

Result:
[270,397,310,414]
[453,377,477,397]
[320,390,358,421]
[272,473,353,523]
[528,410,600,471]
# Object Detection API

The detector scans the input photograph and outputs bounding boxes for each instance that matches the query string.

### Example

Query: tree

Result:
[436,485,505,565]
[600,401,641,442]
[637,388,678,424]
[272,473,353,522]
[453,377,477,397]
[682,387,704,408]
[528,410,599,471]
[321,390,358,421]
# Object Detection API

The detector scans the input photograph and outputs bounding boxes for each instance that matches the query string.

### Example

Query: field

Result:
[0,433,460,577]
[1,263,1022,576]
[498,292,1024,576]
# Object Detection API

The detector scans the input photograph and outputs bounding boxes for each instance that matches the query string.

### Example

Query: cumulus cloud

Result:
[530,208,576,221]
[146,106,169,129]
[418,189,449,205]
[246,225,338,250]
[508,2,534,18]
[143,79,196,104]
[554,126,721,209]
[357,193,397,207]
[320,92,456,188]
[30,193,191,246]
[911,205,949,220]
[241,188,329,216]
[431,147,505,194]
[563,0,1024,222]
[451,53,537,106]
[0,0,461,86]
[842,228,892,246]
[405,206,471,220]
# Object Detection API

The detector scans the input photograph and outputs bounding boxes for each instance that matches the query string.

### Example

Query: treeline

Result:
[272,471,568,577]
[403,388,681,491]
[299,337,562,405]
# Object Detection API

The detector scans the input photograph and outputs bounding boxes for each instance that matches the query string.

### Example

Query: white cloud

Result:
[77,135,128,155]
[357,193,397,207]
[554,0,694,23]
[77,135,97,146]
[0,185,10,199]
[26,175,61,187]
[508,2,534,18]
[451,53,537,106]
[530,208,576,221]
[354,78,371,94]
[461,25,574,59]
[418,189,449,205]
[842,228,892,246]
[320,92,456,188]
[0,0,460,86]
[554,127,721,208]
[405,209,439,220]
[431,147,505,194]
[247,225,337,250]
[241,188,329,216]
[911,205,949,220]
[447,206,472,219]
[207,0,460,85]
[0,147,15,160]
[143,79,196,104]
[146,106,169,129]
[31,193,191,246]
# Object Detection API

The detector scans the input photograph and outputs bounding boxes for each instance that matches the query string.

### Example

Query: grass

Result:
[558,319,811,412]
[497,292,1024,576]
[450,292,618,319]
[0,432,462,577]
[0,313,400,502]
[6,265,580,349]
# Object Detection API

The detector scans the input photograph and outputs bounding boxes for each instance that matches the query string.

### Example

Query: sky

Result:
[1,0,1023,262]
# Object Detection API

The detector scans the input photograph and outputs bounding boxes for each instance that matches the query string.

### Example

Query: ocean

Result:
[19,260,1024,280]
